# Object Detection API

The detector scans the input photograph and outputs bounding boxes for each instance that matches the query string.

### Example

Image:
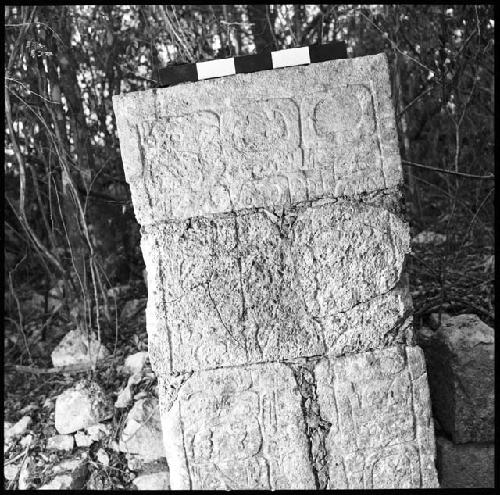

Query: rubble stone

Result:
[124,351,149,375]
[74,431,93,447]
[133,472,170,490]
[119,398,165,461]
[47,434,74,452]
[85,423,111,442]
[418,314,494,443]
[54,381,112,434]
[39,474,74,490]
[51,329,109,368]
[4,463,19,481]
[17,456,32,490]
[51,455,88,489]
[5,416,31,442]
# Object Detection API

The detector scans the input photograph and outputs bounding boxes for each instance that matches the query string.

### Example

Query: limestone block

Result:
[418,314,494,443]
[113,53,402,226]
[436,436,494,488]
[143,200,411,375]
[315,346,438,489]
[162,363,316,490]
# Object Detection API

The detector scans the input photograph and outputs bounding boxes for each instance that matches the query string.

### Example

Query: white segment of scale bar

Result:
[196,58,236,80]
[271,46,310,69]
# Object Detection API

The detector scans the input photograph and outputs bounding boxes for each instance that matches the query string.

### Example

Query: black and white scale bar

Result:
[158,41,347,87]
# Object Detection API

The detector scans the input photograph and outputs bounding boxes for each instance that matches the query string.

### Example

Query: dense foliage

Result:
[4,5,494,366]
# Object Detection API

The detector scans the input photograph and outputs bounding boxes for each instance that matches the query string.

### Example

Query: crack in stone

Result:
[178,402,193,490]
[403,347,423,488]
[287,362,332,489]
[320,267,409,320]
[158,371,193,415]
[140,186,405,231]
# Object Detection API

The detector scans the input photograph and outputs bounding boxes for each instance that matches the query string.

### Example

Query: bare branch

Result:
[402,160,495,181]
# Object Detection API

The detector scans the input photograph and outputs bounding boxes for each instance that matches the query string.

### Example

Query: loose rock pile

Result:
[4,340,170,490]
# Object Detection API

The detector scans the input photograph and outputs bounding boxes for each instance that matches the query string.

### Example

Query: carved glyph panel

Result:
[162,363,316,490]
[131,85,390,222]
[113,54,403,225]
[315,346,439,489]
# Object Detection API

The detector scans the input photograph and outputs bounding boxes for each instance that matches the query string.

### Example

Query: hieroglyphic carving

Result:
[163,363,316,490]
[128,83,391,223]
[315,346,438,489]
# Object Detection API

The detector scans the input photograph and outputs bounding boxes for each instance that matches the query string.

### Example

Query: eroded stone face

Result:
[161,363,316,490]
[143,200,412,374]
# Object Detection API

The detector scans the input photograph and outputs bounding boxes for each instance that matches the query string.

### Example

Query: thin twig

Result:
[414,297,493,322]
[397,85,435,118]
[402,160,494,181]
[5,356,116,375]
[5,90,65,273]
[120,407,157,445]
[5,438,32,466]
[5,77,58,103]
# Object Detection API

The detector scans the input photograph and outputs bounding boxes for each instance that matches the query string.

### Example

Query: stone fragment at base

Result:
[113,52,439,489]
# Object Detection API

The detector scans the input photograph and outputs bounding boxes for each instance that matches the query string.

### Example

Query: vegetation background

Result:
[3,4,495,490]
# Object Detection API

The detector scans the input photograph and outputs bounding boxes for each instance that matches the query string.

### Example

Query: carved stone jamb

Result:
[113,53,439,489]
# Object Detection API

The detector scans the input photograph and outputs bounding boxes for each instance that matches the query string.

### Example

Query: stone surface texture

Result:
[114,53,438,489]
[418,314,494,444]
[436,436,494,488]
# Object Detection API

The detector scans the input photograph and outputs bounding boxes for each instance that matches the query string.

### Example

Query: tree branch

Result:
[402,160,495,181]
